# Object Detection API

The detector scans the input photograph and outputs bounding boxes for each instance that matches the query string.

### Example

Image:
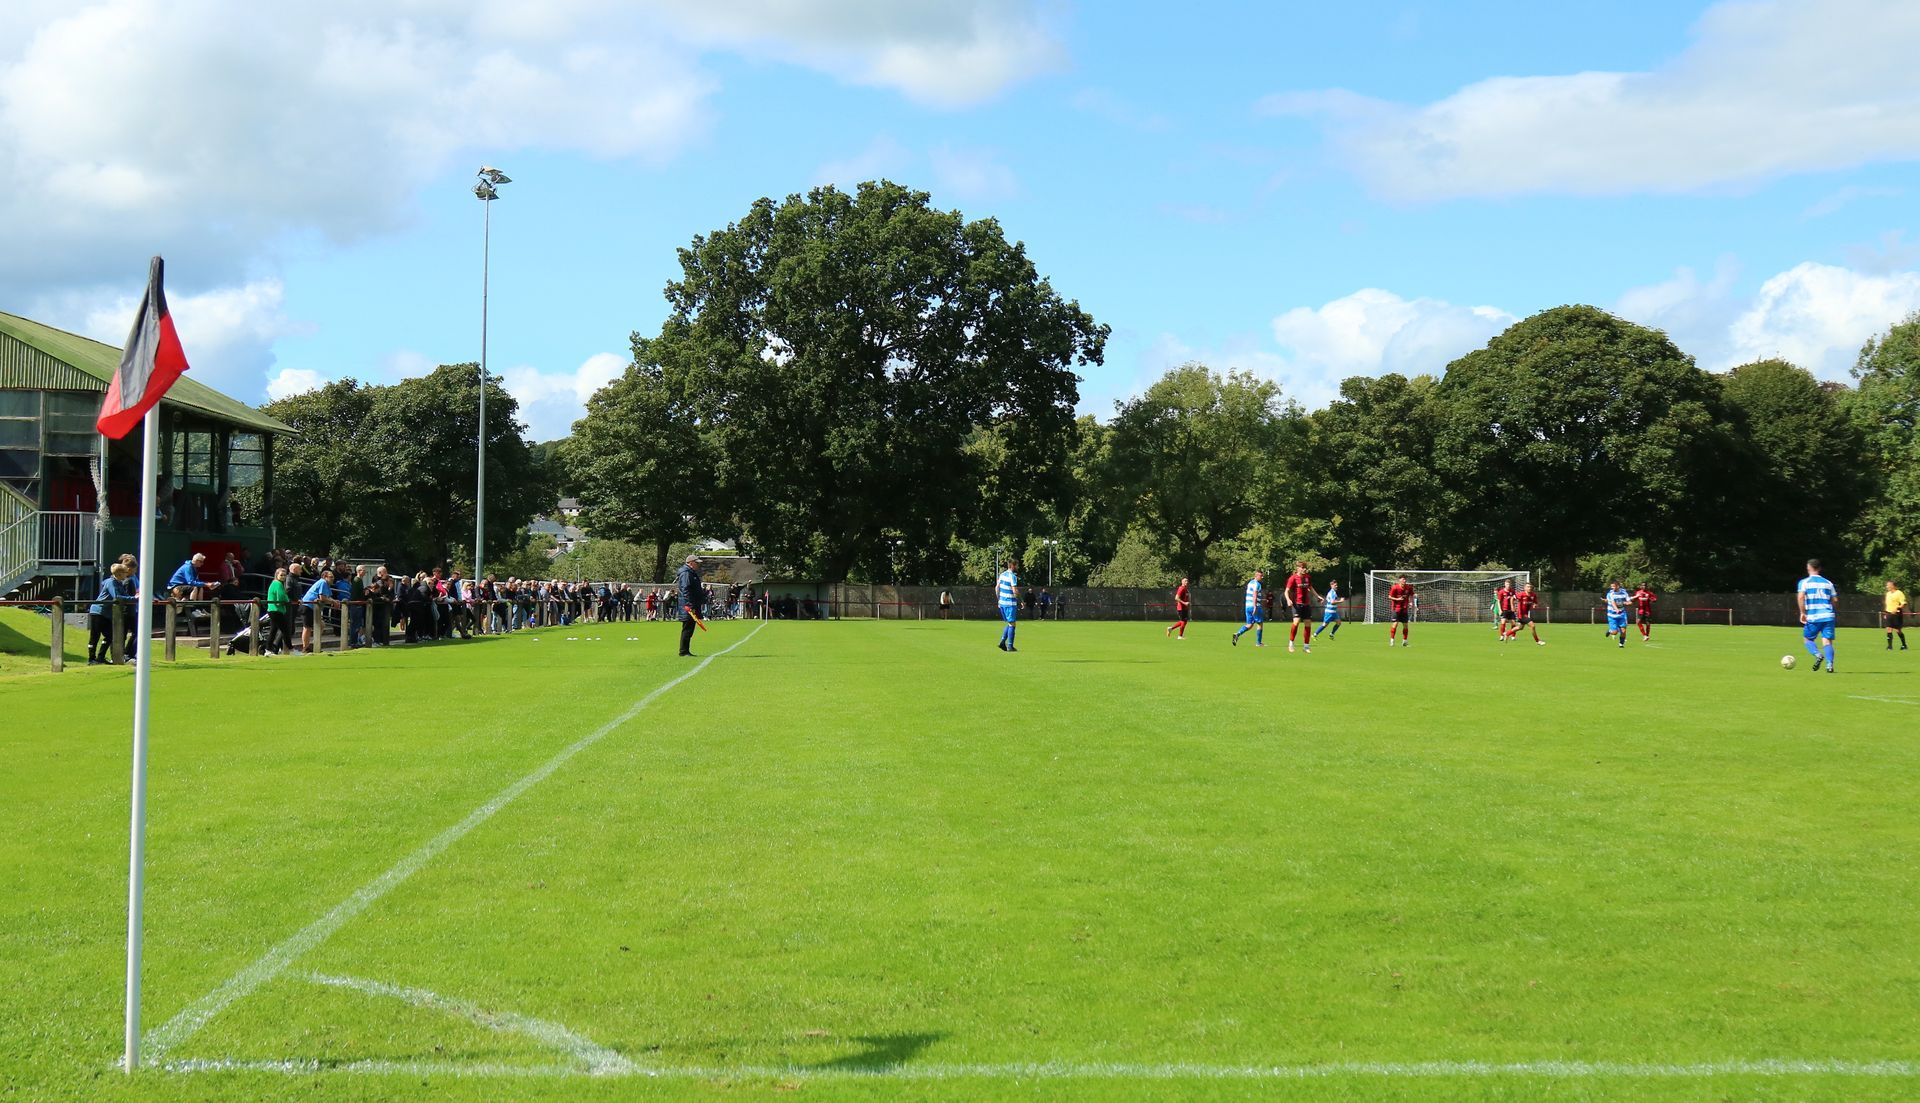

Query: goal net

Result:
[1365,569,1532,624]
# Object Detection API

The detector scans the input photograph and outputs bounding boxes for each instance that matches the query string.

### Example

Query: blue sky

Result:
[5,0,1918,439]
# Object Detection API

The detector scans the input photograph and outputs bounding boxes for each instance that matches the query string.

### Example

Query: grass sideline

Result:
[2,617,1917,1101]
[0,606,89,678]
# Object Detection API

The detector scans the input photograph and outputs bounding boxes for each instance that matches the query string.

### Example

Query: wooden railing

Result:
[0,595,604,672]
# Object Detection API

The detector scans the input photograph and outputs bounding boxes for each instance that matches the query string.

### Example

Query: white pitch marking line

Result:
[1848,695,1920,705]
[303,973,635,1076]
[160,1057,1920,1081]
[142,622,767,1062]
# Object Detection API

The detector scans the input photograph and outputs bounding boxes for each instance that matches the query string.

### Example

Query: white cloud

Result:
[0,0,1059,303]
[651,0,1063,108]
[1263,0,1920,199]
[0,1,715,300]
[35,277,307,402]
[1725,262,1920,374]
[1612,257,1742,357]
[1269,289,1515,400]
[265,368,328,401]
[1104,291,1513,417]
[1614,258,1920,375]
[498,351,628,441]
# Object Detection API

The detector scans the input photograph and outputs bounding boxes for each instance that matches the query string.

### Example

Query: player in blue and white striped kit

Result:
[1797,558,1838,673]
[996,558,1021,652]
[1231,569,1265,647]
[1604,581,1630,648]
[1313,580,1343,640]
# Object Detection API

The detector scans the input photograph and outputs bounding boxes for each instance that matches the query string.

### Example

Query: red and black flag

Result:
[96,257,190,440]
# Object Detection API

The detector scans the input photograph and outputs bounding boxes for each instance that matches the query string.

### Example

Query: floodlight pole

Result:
[1044,539,1058,589]
[474,167,510,582]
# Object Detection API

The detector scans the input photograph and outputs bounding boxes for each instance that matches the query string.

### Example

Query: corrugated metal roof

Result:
[0,310,293,434]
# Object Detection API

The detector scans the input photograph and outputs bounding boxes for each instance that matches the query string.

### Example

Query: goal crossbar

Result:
[1365,569,1531,625]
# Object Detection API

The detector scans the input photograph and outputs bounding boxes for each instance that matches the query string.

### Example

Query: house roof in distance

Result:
[0,309,294,435]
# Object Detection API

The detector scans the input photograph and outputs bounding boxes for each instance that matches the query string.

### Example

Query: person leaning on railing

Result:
[300,568,339,654]
[87,562,136,665]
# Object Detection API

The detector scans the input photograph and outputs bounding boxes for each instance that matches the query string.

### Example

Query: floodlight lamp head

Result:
[474,181,496,201]
[478,166,512,185]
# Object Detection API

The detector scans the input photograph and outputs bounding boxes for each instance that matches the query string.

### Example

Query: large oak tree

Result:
[637,181,1108,581]
[1433,306,1728,587]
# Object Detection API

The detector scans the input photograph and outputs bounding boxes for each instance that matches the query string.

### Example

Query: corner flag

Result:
[97,257,190,440]
[114,257,190,1072]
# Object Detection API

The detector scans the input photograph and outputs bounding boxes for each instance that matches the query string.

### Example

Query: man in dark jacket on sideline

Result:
[677,554,706,657]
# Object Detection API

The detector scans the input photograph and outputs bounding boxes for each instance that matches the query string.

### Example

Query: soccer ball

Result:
[1781,655,1797,670]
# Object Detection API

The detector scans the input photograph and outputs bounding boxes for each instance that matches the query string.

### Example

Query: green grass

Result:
[0,606,89,677]
[3,617,1917,1101]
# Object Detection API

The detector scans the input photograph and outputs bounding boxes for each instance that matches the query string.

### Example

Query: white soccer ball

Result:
[1781,654,1796,670]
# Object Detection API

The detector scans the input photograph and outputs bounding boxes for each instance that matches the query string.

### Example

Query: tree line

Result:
[263,181,1920,593]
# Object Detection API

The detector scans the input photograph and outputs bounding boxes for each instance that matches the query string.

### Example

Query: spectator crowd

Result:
[83,546,800,662]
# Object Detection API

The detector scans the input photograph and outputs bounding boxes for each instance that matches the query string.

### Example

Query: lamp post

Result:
[891,539,905,584]
[473,165,511,582]
[1043,538,1058,589]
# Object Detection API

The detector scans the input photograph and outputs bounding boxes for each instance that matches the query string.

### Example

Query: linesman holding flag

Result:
[677,553,708,656]
[98,257,192,1072]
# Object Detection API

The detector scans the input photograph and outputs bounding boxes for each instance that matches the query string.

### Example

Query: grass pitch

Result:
[3,615,1918,1101]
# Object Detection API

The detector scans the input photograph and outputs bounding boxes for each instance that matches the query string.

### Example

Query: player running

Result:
[1885,579,1908,651]
[1284,560,1316,653]
[1166,576,1193,640]
[1494,580,1517,641]
[1798,559,1837,673]
[1232,569,1265,647]
[1515,582,1544,645]
[1631,583,1658,642]
[996,557,1020,652]
[1387,574,1414,646]
[1603,581,1631,648]
[1313,579,1343,640]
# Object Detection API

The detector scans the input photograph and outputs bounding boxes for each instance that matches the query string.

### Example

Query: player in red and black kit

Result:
[1387,574,1413,646]
[1494,581,1517,641]
[1515,582,1544,645]
[1284,560,1317,653]
[1165,576,1192,639]
[1631,584,1657,642]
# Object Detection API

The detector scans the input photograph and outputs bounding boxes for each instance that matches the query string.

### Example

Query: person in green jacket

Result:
[265,568,293,655]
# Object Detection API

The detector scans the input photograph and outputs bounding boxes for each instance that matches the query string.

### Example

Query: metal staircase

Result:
[0,483,34,598]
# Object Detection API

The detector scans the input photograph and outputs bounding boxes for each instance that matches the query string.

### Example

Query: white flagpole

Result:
[123,403,160,1072]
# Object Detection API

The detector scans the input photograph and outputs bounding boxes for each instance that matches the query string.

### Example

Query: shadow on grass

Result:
[811,1031,945,1071]
[0,614,52,661]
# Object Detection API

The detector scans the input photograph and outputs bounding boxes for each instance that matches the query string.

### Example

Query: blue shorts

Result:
[1322,611,1339,623]
[999,604,1018,624]
[1607,613,1627,632]
[1244,607,1264,624]
[1803,619,1835,641]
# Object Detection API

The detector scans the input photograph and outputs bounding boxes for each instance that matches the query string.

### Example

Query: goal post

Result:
[1365,569,1531,624]
[1681,606,1734,626]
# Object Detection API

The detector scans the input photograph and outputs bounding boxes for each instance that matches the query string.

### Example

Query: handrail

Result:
[0,479,32,517]
[0,511,38,595]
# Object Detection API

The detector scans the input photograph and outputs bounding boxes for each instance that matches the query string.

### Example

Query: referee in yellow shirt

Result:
[1885,580,1909,651]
